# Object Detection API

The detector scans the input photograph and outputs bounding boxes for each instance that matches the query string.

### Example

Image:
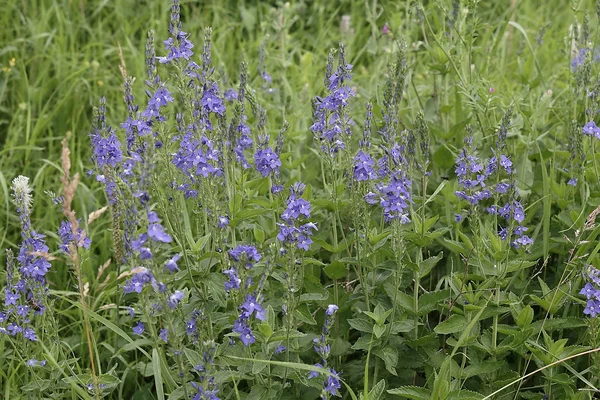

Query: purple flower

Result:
[122,268,155,294]
[159,328,168,343]
[148,223,172,243]
[158,31,194,64]
[228,245,261,268]
[241,294,266,321]
[133,322,145,335]
[324,368,342,397]
[26,359,46,367]
[223,268,241,291]
[168,290,185,308]
[583,121,600,139]
[326,304,339,316]
[581,283,597,299]
[274,345,286,355]
[58,220,92,254]
[568,177,578,186]
[5,290,19,306]
[376,175,412,223]
[584,299,600,317]
[353,150,377,181]
[238,326,256,346]
[255,136,282,178]
[218,216,229,228]
[165,254,181,273]
[90,130,123,169]
[149,87,174,108]
[23,328,38,342]
[202,84,226,115]
[224,88,238,102]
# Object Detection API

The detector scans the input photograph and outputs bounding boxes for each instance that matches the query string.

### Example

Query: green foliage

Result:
[2,0,600,399]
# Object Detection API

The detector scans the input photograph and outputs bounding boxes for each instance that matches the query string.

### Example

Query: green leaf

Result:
[324,261,347,279]
[434,314,468,335]
[461,361,505,378]
[388,386,431,399]
[365,379,386,400]
[348,317,374,333]
[257,323,273,340]
[191,234,210,253]
[299,291,329,303]
[373,324,386,338]
[21,379,50,392]
[152,348,165,400]
[419,252,443,278]
[374,346,398,375]
[447,390,484,400]
[253,226,265,244]
[517,305,534,328]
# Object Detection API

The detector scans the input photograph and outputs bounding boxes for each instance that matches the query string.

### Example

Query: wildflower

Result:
[165,254,181,273]
[224,88,238,102]
[159,328,168,343]
[311,44,355,156]
[168,290,185,308]
[23,328,38,342]
[133,322,145,335]
[122,268,155,294]
[278,183,317,250]
[223,268,241,291]
[26,359,46,367]
[58,220,91,254]
[382,23,390,35]
[228,244,261,268]
[218,216,229,228]
[274,345,286,355]
[255,135,282,178]
[583,121,600,139]
[148,223,172,243]
[309,304,342,399]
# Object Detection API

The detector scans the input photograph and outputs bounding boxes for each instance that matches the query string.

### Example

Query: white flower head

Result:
[12,175,33,213]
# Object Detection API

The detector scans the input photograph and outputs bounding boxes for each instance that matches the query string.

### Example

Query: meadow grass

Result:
[1,0,600,399]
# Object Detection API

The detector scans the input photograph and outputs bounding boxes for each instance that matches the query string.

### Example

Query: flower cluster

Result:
[581,265,600,317]
[232,294,266,346]
[190,341,220,400]
[583,120,600,139]
[57,220,91,254]
[158,0,194,65]
[173,123,224,189]
[311,44,355,156]
[308,305,342,399]
[254,135,282,179]
[454,121,533,249]
[277,183,317,251]
[224,244,261,291]
[353,103,377,182]
[1,177,52,346]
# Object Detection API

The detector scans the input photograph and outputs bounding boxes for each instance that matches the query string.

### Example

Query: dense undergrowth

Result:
[2,0,600,399]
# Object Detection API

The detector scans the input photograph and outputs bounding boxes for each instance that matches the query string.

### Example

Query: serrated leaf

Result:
[447,390,485,400]
[348,317,373,333]
[374,346,398,375]
[435,314,467,335]
[419,252,443,278]
[461,361,505,378]
[388,386,431,399]
[324,261,347,279]
[517,305,534,328]
[368,379,386,400]
[299,292,329,302]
